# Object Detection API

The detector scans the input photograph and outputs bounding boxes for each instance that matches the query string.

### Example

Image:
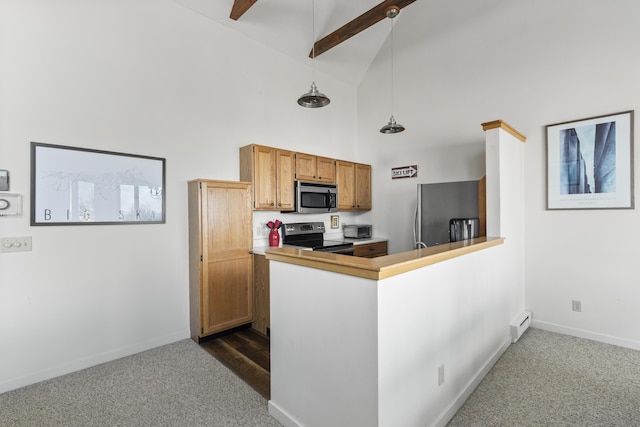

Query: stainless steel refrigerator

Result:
[414,180,480,248]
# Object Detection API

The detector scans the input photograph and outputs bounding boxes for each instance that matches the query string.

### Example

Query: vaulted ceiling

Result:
[173,0,416,86]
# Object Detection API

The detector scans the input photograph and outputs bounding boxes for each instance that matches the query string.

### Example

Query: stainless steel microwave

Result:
[294,181,338,214]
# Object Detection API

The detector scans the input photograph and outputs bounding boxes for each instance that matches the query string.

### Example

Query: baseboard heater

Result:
[510,311,531,343]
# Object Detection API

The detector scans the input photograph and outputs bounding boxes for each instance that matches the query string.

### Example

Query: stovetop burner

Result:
[283,222,354,254]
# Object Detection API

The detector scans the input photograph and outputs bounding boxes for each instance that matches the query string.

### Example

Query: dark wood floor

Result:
[198,326,271,399]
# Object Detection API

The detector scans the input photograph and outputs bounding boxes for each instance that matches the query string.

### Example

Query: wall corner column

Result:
[482,120,526,238]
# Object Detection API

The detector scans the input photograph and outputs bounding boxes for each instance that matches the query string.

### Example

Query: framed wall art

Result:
[31,142,166,225]
[546,110,634,210]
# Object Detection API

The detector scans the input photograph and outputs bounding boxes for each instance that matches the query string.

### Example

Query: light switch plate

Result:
[1,236,32,253]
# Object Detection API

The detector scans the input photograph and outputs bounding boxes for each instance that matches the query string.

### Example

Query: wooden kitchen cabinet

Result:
[295,153,336,183]
[240,144,295,211]
[353,241,388,258]
[355,163,372,210]
[317,156,336,183]
[336,160,355,210]
[188,179,254,342]
[336,160,372,211]
[252,254,270,336]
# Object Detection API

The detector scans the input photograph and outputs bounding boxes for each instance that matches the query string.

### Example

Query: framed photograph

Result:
[546,111,634,210]
[330,215,340,229]
[31,142,166,225]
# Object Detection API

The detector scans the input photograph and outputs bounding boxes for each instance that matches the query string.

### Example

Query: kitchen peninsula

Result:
[265,121,526,427]
[266,236,502,280]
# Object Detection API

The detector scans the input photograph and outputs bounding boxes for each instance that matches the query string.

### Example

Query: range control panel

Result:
[284,222,326,236]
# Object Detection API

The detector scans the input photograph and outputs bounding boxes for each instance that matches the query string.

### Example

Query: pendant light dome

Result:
[380,5,404,133]
[298,82,330,108]
[298,0,330,108]
[380,115,405,134]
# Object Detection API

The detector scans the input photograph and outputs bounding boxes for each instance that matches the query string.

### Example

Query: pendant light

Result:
[298,0,330,108]
[380,5,405,134]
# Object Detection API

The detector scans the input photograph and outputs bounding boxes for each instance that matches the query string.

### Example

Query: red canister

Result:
[269,228,280,247]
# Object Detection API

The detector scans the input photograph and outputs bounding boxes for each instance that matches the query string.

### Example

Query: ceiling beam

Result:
[310,0,416,58]
[230,0,257,21]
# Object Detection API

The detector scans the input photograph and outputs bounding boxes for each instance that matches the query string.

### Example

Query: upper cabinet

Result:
[355,163,372,210]
[241,144,371,212]
[240,144,295,211]
[295,153,336,183]
[336,161,372,211]
[275,149,296,210]
[336,160,355,210]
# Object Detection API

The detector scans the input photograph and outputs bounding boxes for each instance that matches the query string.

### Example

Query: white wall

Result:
[358,0,640,348]
[0,0,357,393]
[269,264,379,427]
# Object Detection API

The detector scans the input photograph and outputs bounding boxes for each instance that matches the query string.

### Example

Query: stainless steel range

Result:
[283,222,354,255]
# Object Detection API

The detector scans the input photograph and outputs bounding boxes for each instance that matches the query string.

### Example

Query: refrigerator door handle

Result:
[414,199,427,248]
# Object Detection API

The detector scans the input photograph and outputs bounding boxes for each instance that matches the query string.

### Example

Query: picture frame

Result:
[330,215,340,229]
[31,142,166,225]
[546,111,634,210]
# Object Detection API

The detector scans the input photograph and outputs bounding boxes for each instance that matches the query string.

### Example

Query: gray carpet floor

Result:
[2,328,639,426]
[448,328,640,427]
[0,339,281,426]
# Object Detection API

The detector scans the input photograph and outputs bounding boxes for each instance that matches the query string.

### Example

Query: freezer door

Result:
[417,180,479,247]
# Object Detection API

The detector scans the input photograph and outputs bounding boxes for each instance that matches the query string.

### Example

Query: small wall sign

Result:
[392,165,418,179]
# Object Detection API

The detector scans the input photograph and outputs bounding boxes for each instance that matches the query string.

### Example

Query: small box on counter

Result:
[343,224,372,239]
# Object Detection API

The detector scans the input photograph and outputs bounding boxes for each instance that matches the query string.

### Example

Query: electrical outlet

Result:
[256,225,267,238]
[572,300,582,312]
[438,365,445,386]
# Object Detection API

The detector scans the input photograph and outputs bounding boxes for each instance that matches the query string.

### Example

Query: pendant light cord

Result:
[297,0,330,108]
[380,7,404,132]
[390,16,395,117]
[311,0,316,82]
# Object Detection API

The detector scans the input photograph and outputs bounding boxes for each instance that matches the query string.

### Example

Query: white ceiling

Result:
[172,0,402,87]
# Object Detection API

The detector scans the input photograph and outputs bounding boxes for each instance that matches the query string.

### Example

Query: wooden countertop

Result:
[265,236,504,280]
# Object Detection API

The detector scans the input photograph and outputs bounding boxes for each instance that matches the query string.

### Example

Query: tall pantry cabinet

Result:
[188,179,254,342]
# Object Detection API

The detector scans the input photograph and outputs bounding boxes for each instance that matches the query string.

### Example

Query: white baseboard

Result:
[268,400,302,427]
[432,336,512,427]
[532,320,640,351]
[0,329,189,394]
